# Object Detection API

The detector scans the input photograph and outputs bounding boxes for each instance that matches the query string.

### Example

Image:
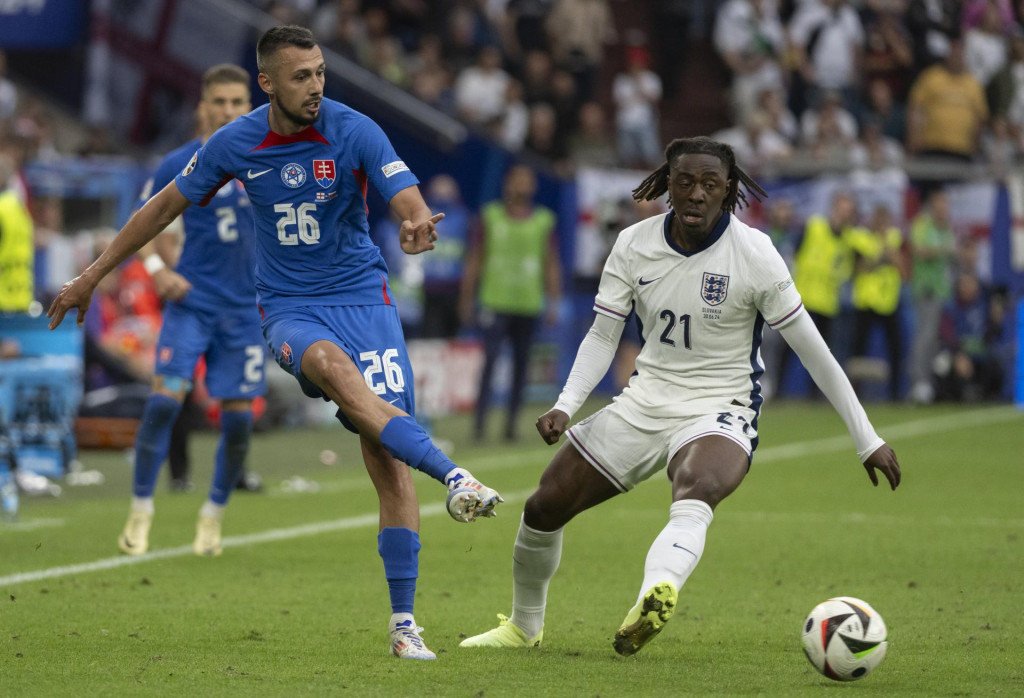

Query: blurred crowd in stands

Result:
[0,0,1018,413]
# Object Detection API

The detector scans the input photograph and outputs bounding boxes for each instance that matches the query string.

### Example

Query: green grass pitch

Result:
[2,401,1022,696]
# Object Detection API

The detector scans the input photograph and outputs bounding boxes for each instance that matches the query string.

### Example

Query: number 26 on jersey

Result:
[274,202,321,245]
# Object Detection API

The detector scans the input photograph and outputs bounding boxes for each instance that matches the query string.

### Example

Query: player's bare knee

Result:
[151,375,187,402]
[221,398,253,412]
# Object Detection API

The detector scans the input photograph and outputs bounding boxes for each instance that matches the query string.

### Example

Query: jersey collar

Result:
[251,125,330,151]
[663,211,731,257]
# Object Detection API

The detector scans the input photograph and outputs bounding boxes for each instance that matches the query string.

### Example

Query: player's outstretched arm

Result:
[537,313,624,444]
[48,182,191,329]
[778,311,901,490]
[390,185,443,254]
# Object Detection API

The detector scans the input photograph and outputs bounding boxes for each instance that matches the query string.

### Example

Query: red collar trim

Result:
[251,126,330,151]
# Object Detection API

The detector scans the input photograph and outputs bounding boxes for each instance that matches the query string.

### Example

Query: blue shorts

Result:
[262,304,416,431]
[155,302,266,399]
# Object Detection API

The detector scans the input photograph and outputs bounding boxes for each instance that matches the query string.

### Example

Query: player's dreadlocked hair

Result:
[632,137,766,213]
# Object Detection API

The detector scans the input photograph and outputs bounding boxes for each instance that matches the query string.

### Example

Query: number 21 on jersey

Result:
[275,202,320,245]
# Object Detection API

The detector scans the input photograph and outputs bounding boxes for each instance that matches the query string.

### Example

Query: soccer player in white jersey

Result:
[460,136,901,655]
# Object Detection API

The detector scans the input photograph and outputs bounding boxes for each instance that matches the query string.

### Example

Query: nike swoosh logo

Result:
[673,543,697,557]
[387,397,400,404]
[247,168,272,179]
[638,277,662,286]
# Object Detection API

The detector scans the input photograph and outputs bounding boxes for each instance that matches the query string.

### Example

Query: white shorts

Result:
[565,400,758,492]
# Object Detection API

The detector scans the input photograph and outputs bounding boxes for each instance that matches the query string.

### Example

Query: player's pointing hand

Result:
[47,274,97,330]
[400,212,444,254]
[863,444,900,490]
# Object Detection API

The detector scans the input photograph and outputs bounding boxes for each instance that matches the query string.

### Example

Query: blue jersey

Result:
[174,99,419,310]
[141,138,256,311]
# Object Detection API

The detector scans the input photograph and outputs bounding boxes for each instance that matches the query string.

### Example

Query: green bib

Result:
[478,202,555,315]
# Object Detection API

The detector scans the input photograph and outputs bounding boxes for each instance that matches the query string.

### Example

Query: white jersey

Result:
[594,211,803,419]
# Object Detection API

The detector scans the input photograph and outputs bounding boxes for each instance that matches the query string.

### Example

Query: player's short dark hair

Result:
[632,136,766,213]
[201,64,250,92]
[257,25,318,73]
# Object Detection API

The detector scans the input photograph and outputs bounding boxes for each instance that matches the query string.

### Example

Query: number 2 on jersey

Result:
[659,309,691,349]
[274,202,321,245]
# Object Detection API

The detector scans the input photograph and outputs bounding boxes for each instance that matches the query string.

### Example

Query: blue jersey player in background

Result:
[118,64,262,559]
[49,26,502,661]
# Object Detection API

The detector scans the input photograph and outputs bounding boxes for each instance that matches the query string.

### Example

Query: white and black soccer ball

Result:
[801,596,888,681]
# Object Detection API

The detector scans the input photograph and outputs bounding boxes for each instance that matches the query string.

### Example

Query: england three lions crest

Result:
[701,272,729,306]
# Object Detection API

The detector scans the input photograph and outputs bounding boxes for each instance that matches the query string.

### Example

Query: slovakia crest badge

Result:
[701,272,729,306]
[313,159,336,189]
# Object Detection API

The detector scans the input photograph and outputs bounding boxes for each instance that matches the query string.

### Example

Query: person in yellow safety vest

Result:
[845,204,904,401]
[776,191,856,397]
[0,152,34,313]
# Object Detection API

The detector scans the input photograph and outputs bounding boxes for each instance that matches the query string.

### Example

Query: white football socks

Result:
[637,499,714,603]
[509,516,563,639]
[200,500,225,520]
[130,496,154,514]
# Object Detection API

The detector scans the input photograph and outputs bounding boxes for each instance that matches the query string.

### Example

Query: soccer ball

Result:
[801,596,888,681]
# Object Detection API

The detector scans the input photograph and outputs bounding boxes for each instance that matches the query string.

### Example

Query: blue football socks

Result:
[132,393,183,498]
[379,416,456,483]
[378,527,420,615]
[209,410,253,505]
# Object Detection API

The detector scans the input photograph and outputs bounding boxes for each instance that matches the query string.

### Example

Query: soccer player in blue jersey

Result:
[117,64,262,559]
[48,25,502,660]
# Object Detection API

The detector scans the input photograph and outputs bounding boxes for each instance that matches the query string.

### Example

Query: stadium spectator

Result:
[503,0,557,57]
[569,101,618,169]
[788,0,865,112]
[800,90,858,147]
[366,34,410,87]
[499,79,530,151]
[935,270,1006,401]
[757,87,799,144]
[48,25,503,662]
[0,51,18,122]
[863,78,907,143]
[907,38,989,161]
[908,188,957,404]
[421,175,471,339]
[712,110,792,174]
[454,44,510,127]
[981,115,1022,172]
[777,191,856,396]
[459,137,899,656]
[850,117,906,174]
[713,0,786,122]
[544,0,615,102]
[460,165,560,442]
[962,0,1017,31]
[612,46,663,168]
[907,0,960,72]
[964,3,1011,97]
[0,152,33,314]
[860,1,915,100]
[845,205,905,401]
[519,49,554,105]
[524,102,569,166]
